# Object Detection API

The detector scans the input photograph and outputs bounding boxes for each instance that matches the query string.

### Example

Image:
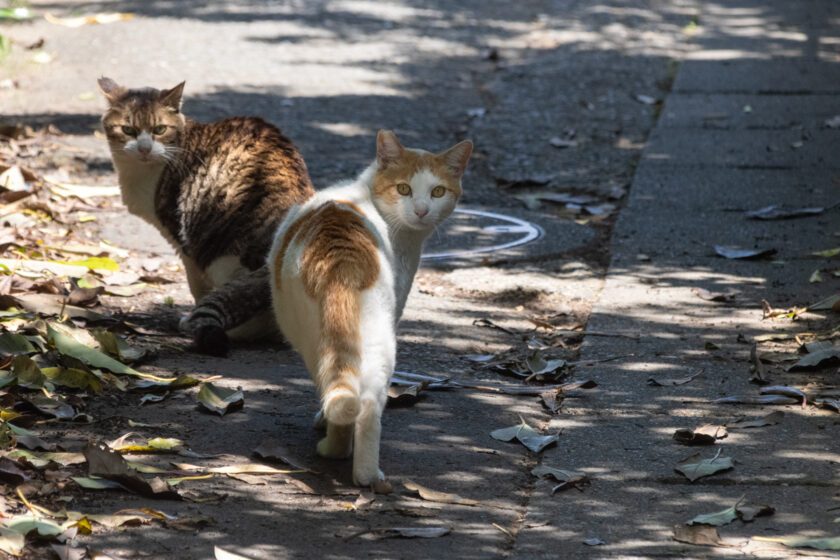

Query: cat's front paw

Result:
[193,324,229,357]
[352,467,385,488]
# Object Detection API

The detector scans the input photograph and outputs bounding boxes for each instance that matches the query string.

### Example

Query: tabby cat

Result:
[268,130,472,485]
[98,77,314,355]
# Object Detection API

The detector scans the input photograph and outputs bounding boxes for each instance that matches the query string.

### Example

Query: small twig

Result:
[16,487,40,517]
[492,523,515,539]
[549,329,640,340]
[749,343,766,384]
[565,353,634,367]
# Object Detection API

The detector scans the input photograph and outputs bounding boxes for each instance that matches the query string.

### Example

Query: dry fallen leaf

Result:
[673,428,717,446]
[403,480,478,506]
[725,411,784,430]
[673,524,722,546]
[714,245,776,260]
[351,526,452,540]
[675,452,734,482]
[647,370,703,387]
[490,421,559,452]
[214,546,256,560]
[753,536,840,551]
[745,205,824,220]
[196,382,244,415]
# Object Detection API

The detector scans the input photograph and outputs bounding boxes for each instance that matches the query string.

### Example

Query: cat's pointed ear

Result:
[159,81,186,111]
[376,130,403,169]
[440,140,473,177]
[97,76,125,103]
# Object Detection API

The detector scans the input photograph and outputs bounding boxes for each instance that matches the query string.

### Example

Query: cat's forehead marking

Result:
[370,145,465,207]
[410,168,444,191]
[103,90,183,136]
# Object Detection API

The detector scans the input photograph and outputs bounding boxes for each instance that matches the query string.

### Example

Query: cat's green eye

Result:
[396,183,412,196]
[431,185,446,198]
[152,125,167,135]
[121,125,137,136]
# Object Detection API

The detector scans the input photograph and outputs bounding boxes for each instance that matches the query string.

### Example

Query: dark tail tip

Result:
[194,325,229,357]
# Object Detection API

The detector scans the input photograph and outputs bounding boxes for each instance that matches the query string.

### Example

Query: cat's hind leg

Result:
[181,265,273,355]
[352,329,395,486]
[316,421,353,459]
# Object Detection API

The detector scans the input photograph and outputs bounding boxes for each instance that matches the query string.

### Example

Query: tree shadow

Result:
[8,0,839,558]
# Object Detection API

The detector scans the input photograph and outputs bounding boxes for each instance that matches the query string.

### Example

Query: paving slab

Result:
[643,128,839,168]
[674,60,840,93]
[660,93,840,129]
[609,166,837,265]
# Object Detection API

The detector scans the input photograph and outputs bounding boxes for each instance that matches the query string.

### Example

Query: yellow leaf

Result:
[62,257,119,271]
[166,474,214,486]
[813,247,840,258]
[1,409,21,421]
[44,12,134,27]
[72,517,93,535]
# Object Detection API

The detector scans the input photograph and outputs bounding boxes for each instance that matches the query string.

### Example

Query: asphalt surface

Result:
[1,1,839,559]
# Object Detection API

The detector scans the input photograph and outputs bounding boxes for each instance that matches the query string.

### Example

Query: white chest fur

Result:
[112,155,166,232]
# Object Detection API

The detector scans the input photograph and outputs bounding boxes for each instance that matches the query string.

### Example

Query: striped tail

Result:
[317,285,362,425]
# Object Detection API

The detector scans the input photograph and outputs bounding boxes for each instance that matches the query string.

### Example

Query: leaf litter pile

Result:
[0,130,275,556]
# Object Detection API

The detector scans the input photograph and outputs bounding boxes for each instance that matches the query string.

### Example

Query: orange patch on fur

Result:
[299,203,379,298]
[372,150,463,203]
[333,200,366,216]
[282,202,380,424]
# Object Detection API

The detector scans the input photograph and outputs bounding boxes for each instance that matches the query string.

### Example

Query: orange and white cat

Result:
[268,130,472,485]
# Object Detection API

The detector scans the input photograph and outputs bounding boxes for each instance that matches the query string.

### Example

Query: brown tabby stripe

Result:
[155,117,314,271]
[184,265,270,333]
[102,83,313,349]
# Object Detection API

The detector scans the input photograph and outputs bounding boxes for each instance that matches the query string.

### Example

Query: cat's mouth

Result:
[127,151,161,164]
[408,217,433,230]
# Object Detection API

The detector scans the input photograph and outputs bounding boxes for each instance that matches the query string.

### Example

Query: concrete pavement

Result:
[512,1,840,558]
[1,1,838,559]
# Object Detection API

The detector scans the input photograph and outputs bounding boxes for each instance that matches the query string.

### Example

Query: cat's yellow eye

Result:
[431,185,446,198]
[121,125,137,136]
[152,125,167,135]
[396,183,412,196]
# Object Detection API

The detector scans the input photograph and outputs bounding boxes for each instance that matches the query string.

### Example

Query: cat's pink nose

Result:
[414,207,429,219]
[138,145,151,155]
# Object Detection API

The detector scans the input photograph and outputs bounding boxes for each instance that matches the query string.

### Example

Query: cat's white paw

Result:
[313,409,326,429]
[316,436,352,459]
[178,315,190,333]
[352,467,385,487]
